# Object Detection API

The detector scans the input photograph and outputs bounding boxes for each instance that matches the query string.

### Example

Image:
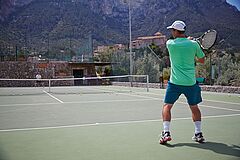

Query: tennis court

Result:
[0,85,239,160]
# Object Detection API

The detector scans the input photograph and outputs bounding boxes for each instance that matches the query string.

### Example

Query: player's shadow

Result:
[0,146,9,160]
[164,142,240,157]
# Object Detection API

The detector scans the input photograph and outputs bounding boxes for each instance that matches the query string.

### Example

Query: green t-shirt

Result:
[166,38,205,86]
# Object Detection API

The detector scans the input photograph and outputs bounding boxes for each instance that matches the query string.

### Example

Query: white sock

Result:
[194,121,202,134]
[163,121,170,132]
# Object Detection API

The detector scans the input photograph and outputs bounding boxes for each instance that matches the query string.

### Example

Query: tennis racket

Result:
[194,30,217,50]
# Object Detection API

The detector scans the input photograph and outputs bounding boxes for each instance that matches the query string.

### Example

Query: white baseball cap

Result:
[167,20,186,31]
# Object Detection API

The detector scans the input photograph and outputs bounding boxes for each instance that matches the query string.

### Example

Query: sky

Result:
[226,0,240,10]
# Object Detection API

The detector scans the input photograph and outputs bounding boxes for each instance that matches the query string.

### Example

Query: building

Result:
[94,44,127,56]
[132,32,167,49]
[0,60,112,87]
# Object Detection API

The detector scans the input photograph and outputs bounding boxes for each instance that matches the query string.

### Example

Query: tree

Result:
[215,54,240,86]
[196,51,240,86]
[134,53,160,83]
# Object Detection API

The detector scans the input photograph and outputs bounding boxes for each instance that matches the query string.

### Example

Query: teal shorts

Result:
[164,82,202,105]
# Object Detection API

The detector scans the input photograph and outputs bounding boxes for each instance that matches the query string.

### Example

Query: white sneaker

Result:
[192,132,205,143]
[159,131,172,144]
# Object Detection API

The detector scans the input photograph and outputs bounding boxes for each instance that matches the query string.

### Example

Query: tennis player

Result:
[35,73,42,87]
[160,20,205,144]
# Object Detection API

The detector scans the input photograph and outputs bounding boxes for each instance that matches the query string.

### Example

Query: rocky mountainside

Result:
[0,0,239,54]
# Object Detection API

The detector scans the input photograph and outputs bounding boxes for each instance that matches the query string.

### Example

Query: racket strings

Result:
[201,31,217,49]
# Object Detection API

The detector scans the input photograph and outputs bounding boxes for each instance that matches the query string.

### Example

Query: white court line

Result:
[117,92,160,100]
[177,101,240,112]
[93,90,240,112]
[1,91,239,112]
[69,86,160,101]
[99,87,240,106]
[139,91,240,106]
[0,98,158,108]
[0,113,240,132]
[0,102,59,107]
[0,99,156,114]
[117,92,240,112]
[64,98,157,105]
[201,99,240,106]
[1,87,239,109]
[43,91,64,104]
[201,91,240,96]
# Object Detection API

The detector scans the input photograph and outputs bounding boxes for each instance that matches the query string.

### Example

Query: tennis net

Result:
[0,75,149,96]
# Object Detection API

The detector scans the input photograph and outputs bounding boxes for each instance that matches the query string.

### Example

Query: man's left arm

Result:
[196,57,205,64]
[195,43,205,64]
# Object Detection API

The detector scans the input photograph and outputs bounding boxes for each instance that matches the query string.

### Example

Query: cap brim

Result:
[167,26,185,31]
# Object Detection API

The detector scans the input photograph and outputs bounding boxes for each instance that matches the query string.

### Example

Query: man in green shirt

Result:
[159,20,205,144]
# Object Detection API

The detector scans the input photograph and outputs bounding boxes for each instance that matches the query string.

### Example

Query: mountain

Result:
[0,0,240,56]
[14,0,34,6]
[0,0,14,21]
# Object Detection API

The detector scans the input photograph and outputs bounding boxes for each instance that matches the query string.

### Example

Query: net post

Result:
[146,75,149,92]
[128,75,133,92]
[130,75,133,87]
[48,79,51,93]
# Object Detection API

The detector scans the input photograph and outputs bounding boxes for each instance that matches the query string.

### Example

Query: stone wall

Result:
[200,85,240,94]
[0,62,37,79]
[0,61,99,87]
[0,61,73,87]
[0,61,73,79]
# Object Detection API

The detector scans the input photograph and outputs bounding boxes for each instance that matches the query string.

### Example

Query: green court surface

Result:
[0,87,239,160]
